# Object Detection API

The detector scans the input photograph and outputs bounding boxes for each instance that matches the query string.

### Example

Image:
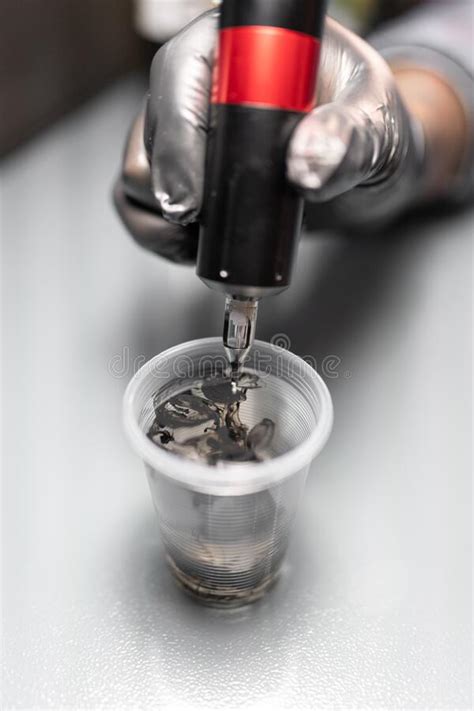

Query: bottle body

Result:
[197,0,326,297]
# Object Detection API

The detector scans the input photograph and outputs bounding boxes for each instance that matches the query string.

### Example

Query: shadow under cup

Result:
[123,338,333,607]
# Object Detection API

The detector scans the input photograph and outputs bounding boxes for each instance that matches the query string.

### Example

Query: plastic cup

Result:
[123,338,333,607]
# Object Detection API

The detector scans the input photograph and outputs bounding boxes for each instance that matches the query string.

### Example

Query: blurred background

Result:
[0,0,419,157]
[1,1,471,709]
[0,0,217,156]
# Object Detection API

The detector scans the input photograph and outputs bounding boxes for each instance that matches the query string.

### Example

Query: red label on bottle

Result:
[212,26,320,113]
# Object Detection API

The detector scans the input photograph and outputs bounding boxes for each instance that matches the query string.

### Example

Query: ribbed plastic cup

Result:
[123,338,333,607]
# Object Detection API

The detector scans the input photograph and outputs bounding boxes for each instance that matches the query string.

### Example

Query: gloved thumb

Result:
[287,102,377,203]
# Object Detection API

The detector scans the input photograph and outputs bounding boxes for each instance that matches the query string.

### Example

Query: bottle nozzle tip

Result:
[223,296,258,373]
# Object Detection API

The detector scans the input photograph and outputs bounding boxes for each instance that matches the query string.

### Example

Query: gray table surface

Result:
[2,77,472,710]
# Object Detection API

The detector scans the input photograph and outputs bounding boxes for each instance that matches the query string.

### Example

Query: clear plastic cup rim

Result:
[123,338,334,495]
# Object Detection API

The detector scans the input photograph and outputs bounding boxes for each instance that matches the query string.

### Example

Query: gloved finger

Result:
[287,102,376,202]
[145,9,218,225]
[113,182,199,264]
[121,109,158,210]
[288,18,399,202]
[116,109,199,263]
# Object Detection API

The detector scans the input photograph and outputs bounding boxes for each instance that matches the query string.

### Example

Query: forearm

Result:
[369,0,473,202]
[391,65,468,199]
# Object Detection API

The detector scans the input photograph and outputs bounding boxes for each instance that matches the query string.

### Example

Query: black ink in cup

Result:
[148,373,275,465]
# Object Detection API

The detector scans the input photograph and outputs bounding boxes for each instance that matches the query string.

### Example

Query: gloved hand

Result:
[114,10,425,263]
